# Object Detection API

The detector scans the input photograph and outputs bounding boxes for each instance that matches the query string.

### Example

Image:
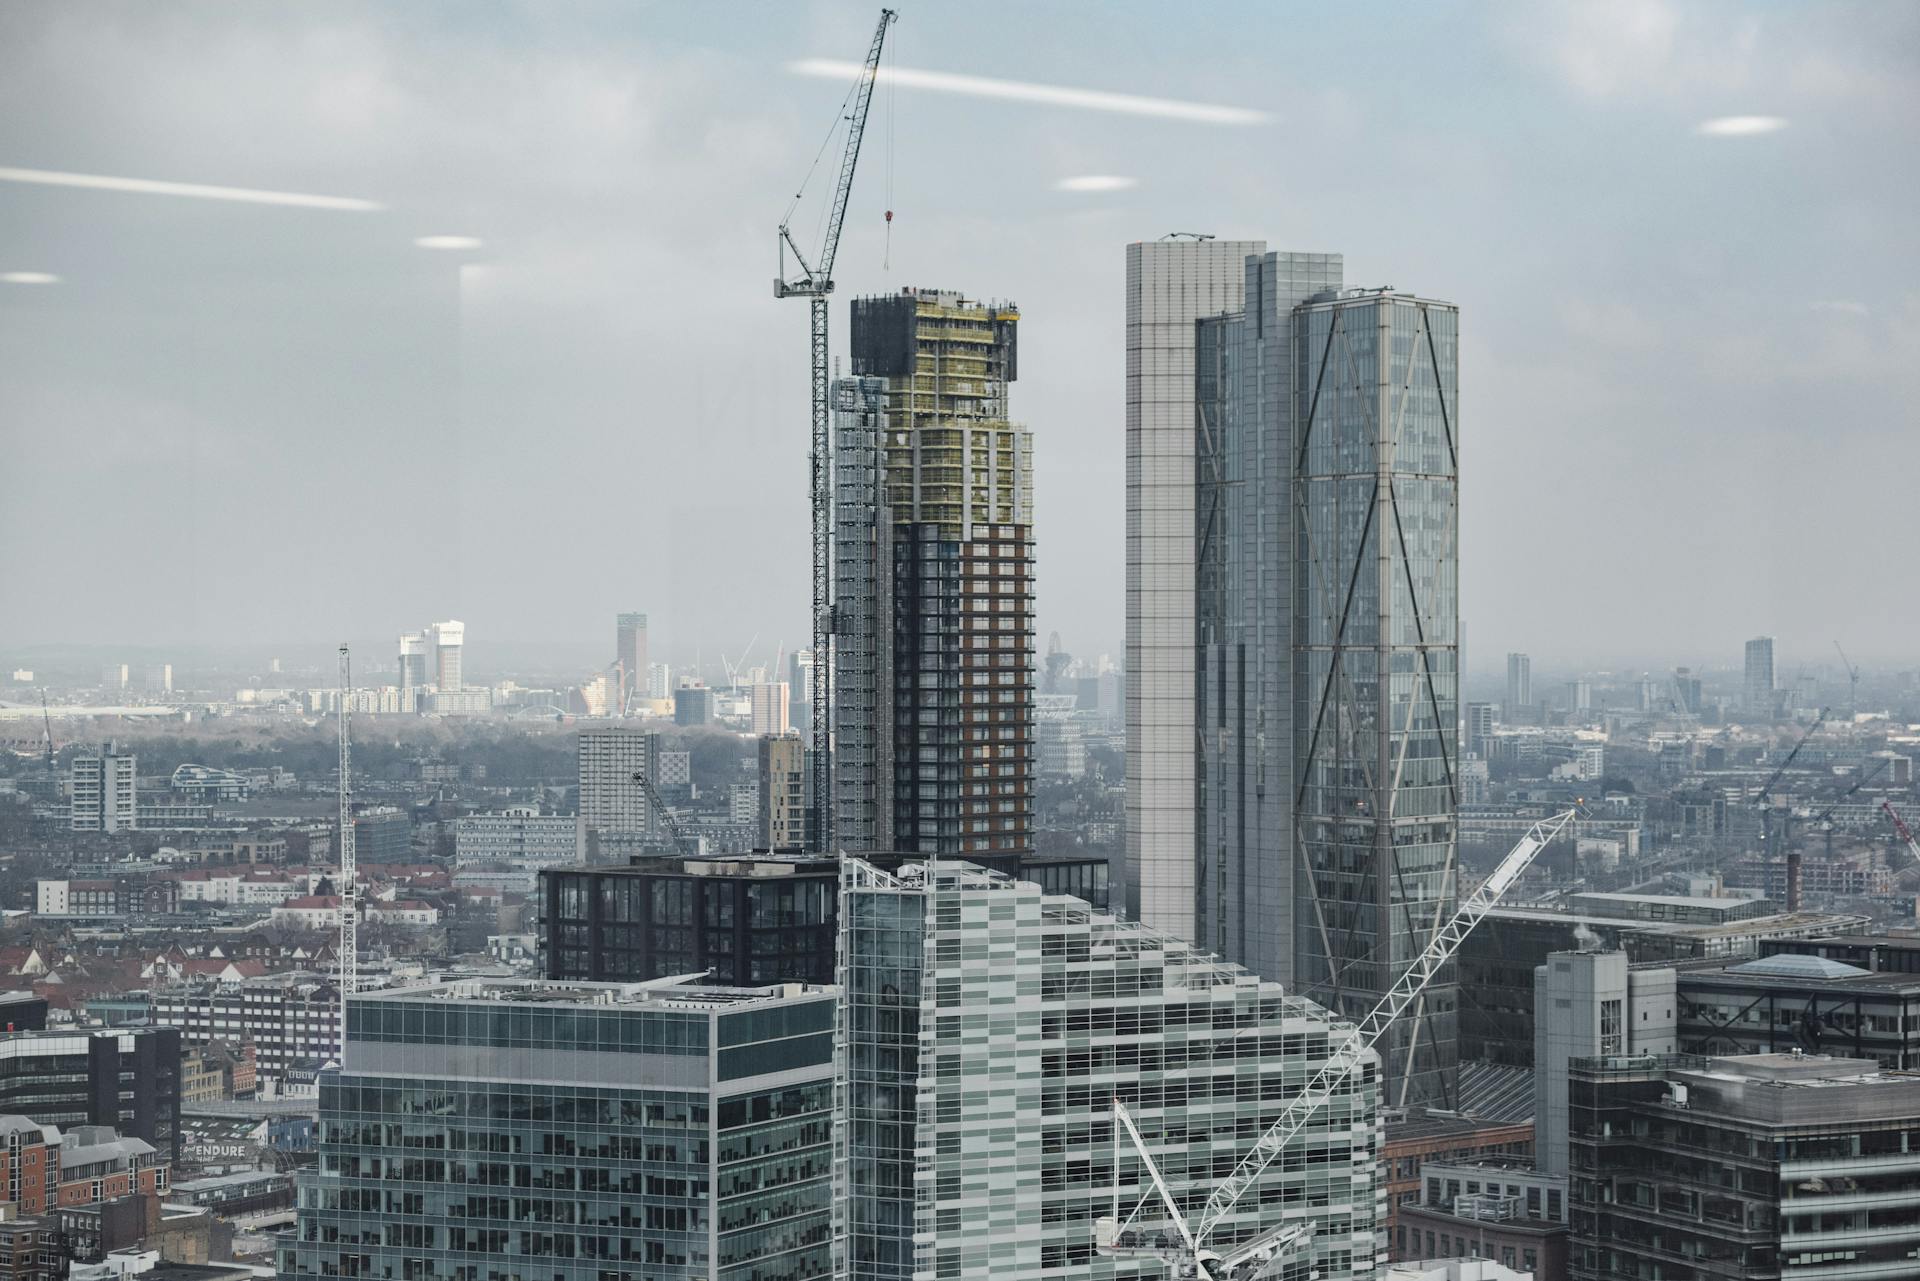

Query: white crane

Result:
[1098,809,1578,1281]
[775,7,895,854]
[336,645,360,1029]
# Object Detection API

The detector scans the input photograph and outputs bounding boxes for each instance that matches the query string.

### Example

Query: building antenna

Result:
[337,644,358,1048]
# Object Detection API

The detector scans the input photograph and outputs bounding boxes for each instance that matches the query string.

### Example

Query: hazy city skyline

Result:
[3,2,1917,666]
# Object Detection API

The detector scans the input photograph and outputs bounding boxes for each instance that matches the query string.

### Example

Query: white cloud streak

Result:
[789,59,1269,126]
[1,272,60,284]
[1055,175,1137,193]
[0,165,383,210]
[1696,115,1788,136]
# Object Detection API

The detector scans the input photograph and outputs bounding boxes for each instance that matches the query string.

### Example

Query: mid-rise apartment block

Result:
[840,858,1384,1281]
[452,806,577,870]
[750,682,791,736]
[70,744,136,833]
[833,288,1034,872]
[281,977,836,1281]
[576,727,661,861]
[757,734,806,851]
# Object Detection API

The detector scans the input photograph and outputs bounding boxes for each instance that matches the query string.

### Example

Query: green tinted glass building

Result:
[280,978,836,1281]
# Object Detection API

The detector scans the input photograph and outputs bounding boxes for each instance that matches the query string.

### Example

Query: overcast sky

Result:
[2,1,1915,680]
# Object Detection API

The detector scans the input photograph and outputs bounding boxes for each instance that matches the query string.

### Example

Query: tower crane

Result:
[1834,641,1860,719]
[1754,708,1827,856]
[336,645,360,1028]
[775,7,896,855]
[1884,802,1920,869]
[39,689,54,769]
[631,768,694,857]
[1098,809,1578,1281]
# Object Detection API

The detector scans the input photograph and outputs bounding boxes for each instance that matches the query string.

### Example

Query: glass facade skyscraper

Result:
[280,978,836,1281]
[838,859,1384,1281]
[1291,290,1461,1108]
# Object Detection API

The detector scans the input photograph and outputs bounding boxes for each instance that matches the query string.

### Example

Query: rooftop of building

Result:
[169,1170,289,1193]
[1487,905,1866,940]
[1568,891,1759,910]
[598,855,841,879]
[355,975,833,1012]
[1456,1061,1536,1123]
[1384,1108,1534,1146]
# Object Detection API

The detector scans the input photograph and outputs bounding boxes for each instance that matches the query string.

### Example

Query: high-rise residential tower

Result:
[832,287,1034,873]
[1744,634,1775,718]
[749,681,790,736]
[575,727,660,861]
[1125,236,1266,934]
[428,619,465,692]
[757,734,806,850]
[616,611,648,713]
[1505,652,1531,713]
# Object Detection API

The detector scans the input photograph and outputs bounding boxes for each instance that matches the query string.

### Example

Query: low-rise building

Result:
[1398,1157,1568,1280]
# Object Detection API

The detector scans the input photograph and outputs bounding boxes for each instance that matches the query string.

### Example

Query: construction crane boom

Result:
[632,768,693,856]
[775,8,895,856]
[1834,641,1860,717]
[39,689,54,769]
[337,645,359,1023]
[1101,811,1575,1279]
[1755,708,1828,811]
[1885,802,1920,865]
[1190,808,1574,1249]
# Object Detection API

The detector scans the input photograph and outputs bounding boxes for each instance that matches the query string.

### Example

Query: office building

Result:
[280,977,836,1281]
[1505,654,1530,714]
[396,631,428,710]
[674,681,715,727]
[1532,949,1675,1176]
[1744,635,1775,717]
[832,287,1034,872]
[141,974,337,1086]
[1396,1159,1568,1280]
[70,744,136,833]
[350,805,410,862]
[757,735,806,850]
[576,727,660,861]
[1193,249,1344,984]
[427,619,464,693]
[1125,236,1264,933]
[1676,950,1920,1068]
[749,681,790,736]
[1568,1052,1920,1281]
[0,1028,181,1159]
[840,857,1383,1281]
[543,856,837,985]
[452,806,578,871]
[1289,286,1461,1106]
[616,611,648,714]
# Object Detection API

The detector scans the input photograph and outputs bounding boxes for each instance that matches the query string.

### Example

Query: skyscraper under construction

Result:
[833,287,1034,872]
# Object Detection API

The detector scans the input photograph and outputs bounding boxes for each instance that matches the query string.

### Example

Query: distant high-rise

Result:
[1565,679,1592,712]
[757,734,806,850]
[1506,652,1532,712]
[1673,666,1703,715]
[396,631,428,710]
[615,612,647,713]
[749,681,789,736]
[427,620,464,693]
[1465,701,1496,754]
[575,727,659,861]
[137,664,172,695]
[1744,635,1775,717]
[99,663,128,692]
[71,742,137,832]
[832,287,1034,871]
[1125,236,1265,933]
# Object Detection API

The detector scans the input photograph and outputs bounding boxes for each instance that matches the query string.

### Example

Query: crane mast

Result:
[337,645,358,1033]
[774,7,895,855]
[1100,809,1577,1280]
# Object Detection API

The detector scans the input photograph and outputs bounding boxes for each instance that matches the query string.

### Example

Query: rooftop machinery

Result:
[775,8,895,854]
[1098,809,1578,1281]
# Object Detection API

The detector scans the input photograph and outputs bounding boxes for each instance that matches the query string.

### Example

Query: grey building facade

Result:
[281,978,836,1281]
